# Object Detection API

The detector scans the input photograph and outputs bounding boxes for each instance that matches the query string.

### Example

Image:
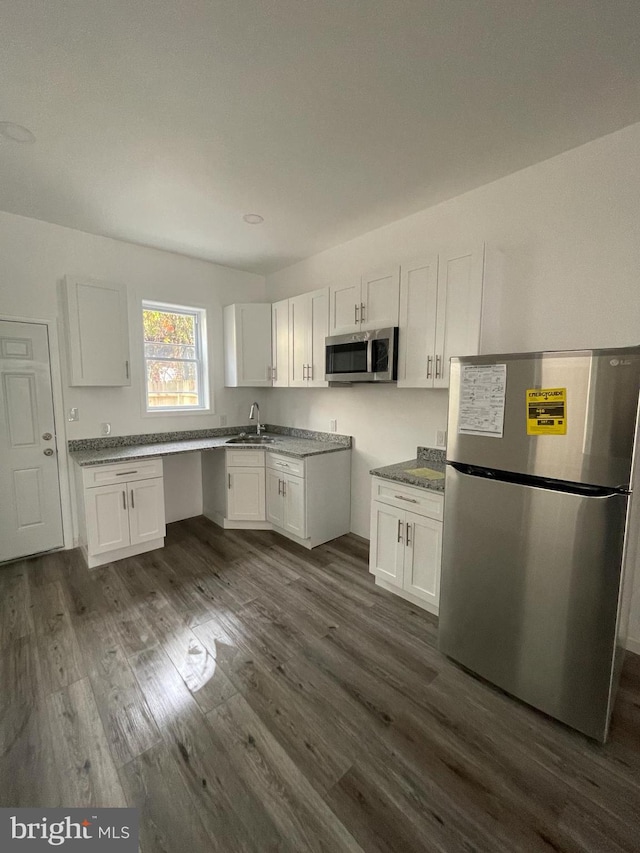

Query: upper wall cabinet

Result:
[62,276,131,386]
[397,245,485,389]
[328,268,400,335]
[224,303,272,387]
[271,299,289,387]
[288,287,329,387]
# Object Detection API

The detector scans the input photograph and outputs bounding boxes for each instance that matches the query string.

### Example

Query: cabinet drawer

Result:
[266,452,305,478]
[226,449,265,468]
[82,457,163,489]
[371,476,443,521]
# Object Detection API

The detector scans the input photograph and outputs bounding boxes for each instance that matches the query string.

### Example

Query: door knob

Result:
[42,432,52,440]
[44,448,54,456]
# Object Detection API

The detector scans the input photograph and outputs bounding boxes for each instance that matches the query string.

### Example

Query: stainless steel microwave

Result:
[325,327,398,383]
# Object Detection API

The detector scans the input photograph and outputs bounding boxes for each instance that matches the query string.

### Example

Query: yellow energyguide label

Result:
[526,387,567,435]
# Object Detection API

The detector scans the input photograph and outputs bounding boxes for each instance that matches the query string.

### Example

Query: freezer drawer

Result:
[438,465,628,740]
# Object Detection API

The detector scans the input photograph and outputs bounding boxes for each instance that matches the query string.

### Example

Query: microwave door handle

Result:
[367,338,373,374]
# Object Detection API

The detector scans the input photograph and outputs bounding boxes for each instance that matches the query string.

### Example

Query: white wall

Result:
[0,211,266,530]
[263,121,640,650]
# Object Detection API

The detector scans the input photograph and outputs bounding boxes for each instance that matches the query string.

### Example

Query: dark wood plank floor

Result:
[2,516,640,852]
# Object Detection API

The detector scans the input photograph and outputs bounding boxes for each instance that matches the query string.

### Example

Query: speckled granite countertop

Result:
[69,425,351,466]
[370,447,446,493]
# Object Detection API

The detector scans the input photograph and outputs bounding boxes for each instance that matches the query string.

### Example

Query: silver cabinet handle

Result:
[122,490,127,509]
[308,364,313,380]
[354,304,359,324]
[395,494,418,503]
[435,354,442,379]
[360,302,366,322]
[276,461,290,468]
[303,364,308,380]
[397,519,403,543]
[43,448,54,456]
[278,479,281,495]
[426,355,433,379]
[130,489,135,509]
[282,480,286,497]
[116,470,138,476]
[125,360,129,379]
[42,432,52,441]
[228,473,232,489]
[406,523,412,547]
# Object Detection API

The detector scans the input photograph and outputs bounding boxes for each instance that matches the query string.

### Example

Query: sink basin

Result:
[225,435,278,445]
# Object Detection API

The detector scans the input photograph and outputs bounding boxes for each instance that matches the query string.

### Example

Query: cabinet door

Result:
[85,483,131,555]
[224,304,272,387]
[64,277,130,386]
[403,511,442,608]
[129,477,166,545]
[360,267,400,330]
[266,469,285,528]
[288,293,311,387]
[283,473,306,539]
[227,466,266,521]
[329,280,360,335]
[308,287,329,387]
[397,256,439,388]
[369,501,405,588]
[271,299,290,387]
[433,245,484,388]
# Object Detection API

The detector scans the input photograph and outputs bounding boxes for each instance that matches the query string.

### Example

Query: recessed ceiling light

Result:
[243,213,264,225]
[0,122,36,144]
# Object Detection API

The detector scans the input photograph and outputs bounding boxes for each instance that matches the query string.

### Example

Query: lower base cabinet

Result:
[369,476,443,613]
[76,458,166,568]
[203,447,350,548]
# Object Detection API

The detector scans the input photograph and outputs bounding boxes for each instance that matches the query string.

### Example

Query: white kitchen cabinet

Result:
[227,466,266,521]
[266,457,307,538]
[397,245,485,389]
[203,445,351,547]
[369,476,443,614]
[329,269,400,335]
[433,245,485,388]
[289,287,329,387]
[76,458,166,568]
[62,276,131,386]
[271,299,289,387]
[224,303,272,387]
[397,255,439,388]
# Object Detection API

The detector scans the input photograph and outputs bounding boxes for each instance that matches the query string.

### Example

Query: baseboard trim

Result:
[625,636,640,656]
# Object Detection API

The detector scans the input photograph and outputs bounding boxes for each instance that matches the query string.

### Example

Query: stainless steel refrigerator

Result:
[438,346,640,741]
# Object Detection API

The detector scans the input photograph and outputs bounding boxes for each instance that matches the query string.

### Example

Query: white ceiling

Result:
[2,1,640,274]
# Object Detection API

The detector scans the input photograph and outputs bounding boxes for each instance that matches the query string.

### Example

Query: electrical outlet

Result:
[68,407,79,422]
[219,414,227,427]
[330,419,337,432]
[101,422,111,436]
[436,429,447,447]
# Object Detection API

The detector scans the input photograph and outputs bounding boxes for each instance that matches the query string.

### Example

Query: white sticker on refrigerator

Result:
[458,364,507,438]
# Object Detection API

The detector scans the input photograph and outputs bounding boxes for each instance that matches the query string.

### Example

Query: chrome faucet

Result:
[249,402,264,435]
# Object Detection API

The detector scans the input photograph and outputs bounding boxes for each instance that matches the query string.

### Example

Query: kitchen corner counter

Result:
[69,425,352,466]
[370,447,446,493]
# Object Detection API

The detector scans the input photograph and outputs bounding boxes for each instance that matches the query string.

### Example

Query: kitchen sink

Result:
[225,434,278,444]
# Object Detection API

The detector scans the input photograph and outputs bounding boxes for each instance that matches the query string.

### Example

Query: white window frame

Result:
[141,299,210,414]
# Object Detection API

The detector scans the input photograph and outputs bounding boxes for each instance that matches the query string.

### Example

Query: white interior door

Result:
[0,320,64,562]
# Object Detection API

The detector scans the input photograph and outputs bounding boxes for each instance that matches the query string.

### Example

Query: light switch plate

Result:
[436,429,447,447]
[219,414,227,426]
[330,419,337,432]
[101,422,111,436]
[68,407,79,422]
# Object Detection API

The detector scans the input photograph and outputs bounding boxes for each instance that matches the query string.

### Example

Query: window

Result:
[142,300,209,412]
